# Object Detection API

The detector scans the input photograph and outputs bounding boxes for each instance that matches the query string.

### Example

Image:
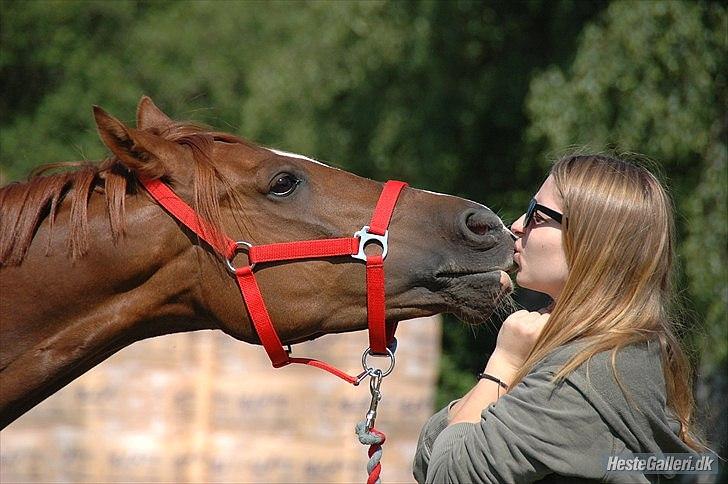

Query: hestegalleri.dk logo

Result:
[603,453,718,474]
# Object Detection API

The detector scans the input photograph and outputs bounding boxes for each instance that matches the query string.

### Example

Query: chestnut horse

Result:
[0,97,514,428]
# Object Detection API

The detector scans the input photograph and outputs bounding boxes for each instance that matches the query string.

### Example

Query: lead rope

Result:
[355,422,386,484]
[354,339,396,484]
[355,370,386,484]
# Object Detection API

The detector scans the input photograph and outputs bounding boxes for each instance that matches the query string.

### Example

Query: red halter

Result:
[140,177,408,385]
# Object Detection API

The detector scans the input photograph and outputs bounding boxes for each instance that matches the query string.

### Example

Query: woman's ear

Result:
[93,105,190,182]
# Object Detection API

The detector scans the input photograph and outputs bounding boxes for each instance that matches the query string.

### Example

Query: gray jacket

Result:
[413,339,695,483]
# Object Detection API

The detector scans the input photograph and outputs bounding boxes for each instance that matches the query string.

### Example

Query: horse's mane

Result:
[0,122,250,266]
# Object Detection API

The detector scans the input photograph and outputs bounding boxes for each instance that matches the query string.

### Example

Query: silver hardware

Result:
[352,226,389,261]
[225,241,255,274]
[361,347,395,377]
[365,369,383,431]
[354,370,370,385]
[354,346,396,385]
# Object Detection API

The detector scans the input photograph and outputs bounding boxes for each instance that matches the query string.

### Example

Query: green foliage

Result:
[528,1,722,166]
[526,0,727,373]
[682,128,728,371]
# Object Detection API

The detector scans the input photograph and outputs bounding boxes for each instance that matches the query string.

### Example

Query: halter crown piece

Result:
[140,177,408,385]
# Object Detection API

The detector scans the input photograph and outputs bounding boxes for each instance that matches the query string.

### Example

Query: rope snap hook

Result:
[365,369,383,431]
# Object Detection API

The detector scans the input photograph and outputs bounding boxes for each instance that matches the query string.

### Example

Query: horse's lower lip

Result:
[436,266,515,279]
[435,269,514,295]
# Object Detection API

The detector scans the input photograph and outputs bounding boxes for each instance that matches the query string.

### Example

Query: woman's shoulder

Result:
[536,338,662,375]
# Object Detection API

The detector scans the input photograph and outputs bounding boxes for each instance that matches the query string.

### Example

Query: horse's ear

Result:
[93,105,188,181]
[136,96,174,131]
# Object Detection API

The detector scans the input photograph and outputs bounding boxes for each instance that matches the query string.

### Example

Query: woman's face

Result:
[511,175,569,300]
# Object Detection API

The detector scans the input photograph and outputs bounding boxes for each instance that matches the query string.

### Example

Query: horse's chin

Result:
[434,270,513,325]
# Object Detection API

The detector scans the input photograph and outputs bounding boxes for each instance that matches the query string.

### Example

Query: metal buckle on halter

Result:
[224,241,255,274]
[352,226,388,261]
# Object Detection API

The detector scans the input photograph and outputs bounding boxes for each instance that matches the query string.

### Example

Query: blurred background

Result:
[1,0,725,482]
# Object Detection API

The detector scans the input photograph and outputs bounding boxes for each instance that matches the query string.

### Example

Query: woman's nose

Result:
[511,214,526,236]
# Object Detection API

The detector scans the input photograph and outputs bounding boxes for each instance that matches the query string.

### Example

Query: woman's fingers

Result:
[494,310,550,370]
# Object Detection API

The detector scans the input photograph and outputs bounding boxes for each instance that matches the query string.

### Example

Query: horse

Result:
[0,96,514,428]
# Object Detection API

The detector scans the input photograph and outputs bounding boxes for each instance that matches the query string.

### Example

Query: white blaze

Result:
[419,188,453,199]
[269,148,331,167]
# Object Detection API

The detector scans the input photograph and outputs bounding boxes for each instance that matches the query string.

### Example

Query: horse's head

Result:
[94,97,514,345]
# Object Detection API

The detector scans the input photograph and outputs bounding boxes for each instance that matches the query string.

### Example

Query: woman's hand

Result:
[485,309,550,385]
[448,308,551,425]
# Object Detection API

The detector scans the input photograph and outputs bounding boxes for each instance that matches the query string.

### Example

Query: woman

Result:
[413,154,705,483]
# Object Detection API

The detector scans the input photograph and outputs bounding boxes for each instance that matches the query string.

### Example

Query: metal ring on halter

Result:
[225,241,255,274]
[352,226,389,261]
[361,347,395,378]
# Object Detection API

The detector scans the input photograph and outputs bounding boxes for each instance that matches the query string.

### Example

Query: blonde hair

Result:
[510,154,703,450]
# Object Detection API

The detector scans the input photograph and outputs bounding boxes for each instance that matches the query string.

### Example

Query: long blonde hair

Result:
[510,154,702,450]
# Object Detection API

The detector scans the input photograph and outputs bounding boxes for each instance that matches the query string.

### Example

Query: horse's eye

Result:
[269,173,301,196]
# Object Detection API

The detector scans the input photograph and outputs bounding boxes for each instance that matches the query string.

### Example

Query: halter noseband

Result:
[140,177,408,385]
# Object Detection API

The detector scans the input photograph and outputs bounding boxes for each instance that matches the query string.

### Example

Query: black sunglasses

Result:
[524,198,563,227]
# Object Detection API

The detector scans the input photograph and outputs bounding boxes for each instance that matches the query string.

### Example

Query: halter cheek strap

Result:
[140,177,407,385]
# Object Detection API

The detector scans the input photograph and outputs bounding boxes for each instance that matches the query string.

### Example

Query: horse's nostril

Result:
[465,213,489,235]
[465,210,500,235]
[460,208,503,243]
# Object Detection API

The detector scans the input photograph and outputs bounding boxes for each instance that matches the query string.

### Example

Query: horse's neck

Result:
[0,193,212,428]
